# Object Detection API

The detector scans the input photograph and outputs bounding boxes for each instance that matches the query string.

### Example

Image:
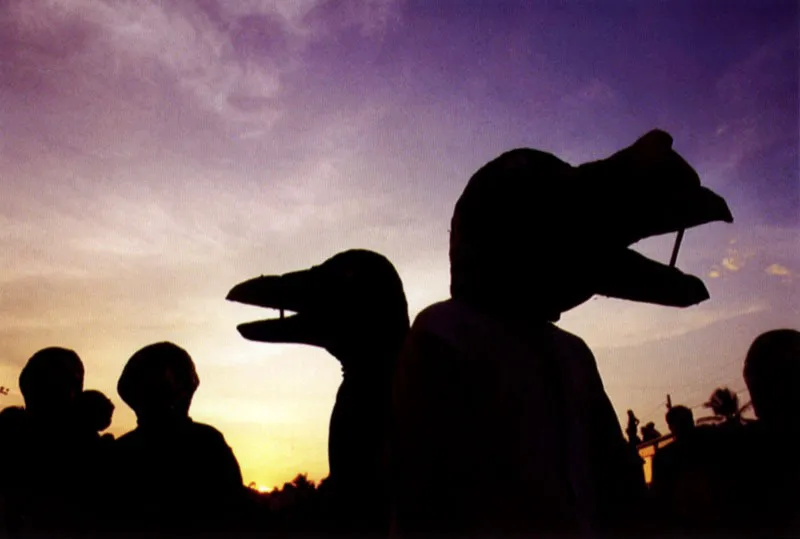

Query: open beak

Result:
[595,247,710,307]
[226,268,325,346]
[574,129,734,308]
[611,186,734,248]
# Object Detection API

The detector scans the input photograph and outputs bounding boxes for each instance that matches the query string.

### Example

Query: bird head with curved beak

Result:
[449,129,734,320]
[226,249,410,374]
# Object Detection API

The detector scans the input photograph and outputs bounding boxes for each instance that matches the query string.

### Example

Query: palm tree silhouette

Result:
[696,387,752,426]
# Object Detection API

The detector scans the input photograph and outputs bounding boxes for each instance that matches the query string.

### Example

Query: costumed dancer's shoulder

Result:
[405,299,472,354]
[114,428,138,446]
[410,299,458,328]
[549,324,595,357]
[546,324,604,383]
[396,300,462,374]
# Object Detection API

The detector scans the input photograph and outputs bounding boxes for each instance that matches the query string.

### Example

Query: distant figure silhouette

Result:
[738,329,800,535]
[0,406,26,521]
[1,347,95,538]
[227,249,410,536]
[665,405,694,438]
[113,342,245,537]
[76,389,115,439]
[0,405,26,426]
[626,410,642,446]
[640,422,662,442]
[650,406,715,530]
[390,130,733,538]
[0,406,26,537]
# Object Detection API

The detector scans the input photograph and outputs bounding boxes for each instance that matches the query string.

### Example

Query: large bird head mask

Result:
[449,129,733,321]
[226,250,410,369]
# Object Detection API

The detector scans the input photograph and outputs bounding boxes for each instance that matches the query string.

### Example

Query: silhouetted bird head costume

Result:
[226,249,409,371]
[117,342,199,423]
[450,130,733,321]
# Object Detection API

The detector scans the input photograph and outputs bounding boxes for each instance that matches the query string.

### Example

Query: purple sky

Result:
[1,0,797,488]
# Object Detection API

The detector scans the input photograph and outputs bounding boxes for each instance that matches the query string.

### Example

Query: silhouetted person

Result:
[640,422,662,442]
[76,389,115,440]
[744,329,800,432]
[626,410,642,446]
[19,347,84,427]
[1,347,98,538]
[0,406,27,537]
[622,410,646,506]
[0,405,26,435]
[651,407,704,525]
[665,405,694,438]
[113,342,245,538]
[390,130,732,538]
[654,404,743,535]
[738,329,800,535]
[227,250,410,536]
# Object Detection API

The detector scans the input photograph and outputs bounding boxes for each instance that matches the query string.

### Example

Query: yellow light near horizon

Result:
[257,485,272,493]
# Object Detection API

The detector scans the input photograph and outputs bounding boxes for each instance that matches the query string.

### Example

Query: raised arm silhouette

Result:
[389,129,733,538]
[227,249,410,536]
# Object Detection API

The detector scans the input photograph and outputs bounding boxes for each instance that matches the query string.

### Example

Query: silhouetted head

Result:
[666,405,695,438]
[19,347,84,419]
[743,329,800,428]
[117,342,199,425]
[77,389,115,433]
[450,130,733,320]
[641,422,661,441]
[227,249,410,372]
[0,405,26,430]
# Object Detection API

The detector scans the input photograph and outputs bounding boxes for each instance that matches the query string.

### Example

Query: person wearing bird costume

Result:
[389,130,733,538]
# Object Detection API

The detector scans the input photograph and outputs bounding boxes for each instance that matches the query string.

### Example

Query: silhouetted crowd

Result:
[0,130,797,538]
[625,329,800,538]
[1,330,798,539]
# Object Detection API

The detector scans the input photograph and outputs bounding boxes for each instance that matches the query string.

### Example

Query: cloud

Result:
[0,0,404,151]
[765,263,793,285]
[562,78,616,106]
[697,33,799,226]
[765,263,791,277]
[710,245,756,276]
[559,294,769,351]
[721,258,740,271]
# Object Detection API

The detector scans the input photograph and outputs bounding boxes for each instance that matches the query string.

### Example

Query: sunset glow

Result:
[0,1,797,489]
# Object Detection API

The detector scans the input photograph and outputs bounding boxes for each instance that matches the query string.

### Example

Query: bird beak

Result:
[226,269,325,346]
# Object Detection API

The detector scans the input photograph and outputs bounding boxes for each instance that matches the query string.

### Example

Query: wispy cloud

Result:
[560,296,769,351]
[765,263,793,285]
[0,0,405,155]
[561,78,616,107]
[706,243,756,277]
[697,33,799,226]
[765,263,791,277]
